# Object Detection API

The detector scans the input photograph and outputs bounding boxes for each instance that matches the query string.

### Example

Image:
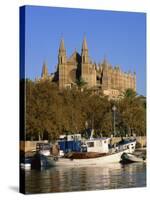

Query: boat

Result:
[53,150,135,167]
[20,143,60,170]
[53,133,137,167]
[20,133,137,168]
[31,153,56,169]
[31,143,56,169]
[120,152,145,164]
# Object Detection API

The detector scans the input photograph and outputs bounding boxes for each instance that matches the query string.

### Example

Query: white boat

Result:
[54,150,134,167]
[53,137,136,167]
[121,152,145,163]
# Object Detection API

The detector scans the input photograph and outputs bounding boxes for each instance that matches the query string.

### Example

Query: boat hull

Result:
[54,149,131,167]
[31,154,56,169]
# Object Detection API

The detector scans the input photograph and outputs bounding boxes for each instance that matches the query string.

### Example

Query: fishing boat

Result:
[31,143,55,169]
[53,133,136,167]
[20,143,60,170]
[20,133,137,168]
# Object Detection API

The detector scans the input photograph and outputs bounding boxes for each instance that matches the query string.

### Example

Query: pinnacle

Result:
[42,61,48,76]
[82,36,88,50]
[59,38,66,51]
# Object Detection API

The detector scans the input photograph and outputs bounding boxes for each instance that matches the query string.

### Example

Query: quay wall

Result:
[20,136,146,152]
[20,140,48,152]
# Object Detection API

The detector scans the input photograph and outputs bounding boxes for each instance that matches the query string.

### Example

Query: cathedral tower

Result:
[81,36,90,85]
[101,58,111,90]
[58,38,67,89]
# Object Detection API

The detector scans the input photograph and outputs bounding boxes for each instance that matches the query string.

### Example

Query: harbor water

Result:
[24,162,146,194]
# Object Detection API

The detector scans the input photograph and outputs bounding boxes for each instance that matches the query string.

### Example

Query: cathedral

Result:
[39,37,136,99]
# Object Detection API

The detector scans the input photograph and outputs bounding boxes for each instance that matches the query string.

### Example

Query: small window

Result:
[87,142,94,147]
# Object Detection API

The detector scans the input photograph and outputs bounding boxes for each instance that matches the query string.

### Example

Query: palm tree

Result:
[123,88,137,99]
[75,78,87,91]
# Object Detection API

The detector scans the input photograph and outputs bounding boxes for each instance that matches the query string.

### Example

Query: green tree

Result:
[24,79,146,141]
[118,89,146,136]
[75,78,87,91]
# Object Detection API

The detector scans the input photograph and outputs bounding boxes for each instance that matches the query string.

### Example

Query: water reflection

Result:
[25,163,146,194]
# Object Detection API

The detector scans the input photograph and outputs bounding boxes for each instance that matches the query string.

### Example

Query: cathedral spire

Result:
[58,38,66,64]
[82,36,88,51]
[41,61,48,78]
[59,38,66,52]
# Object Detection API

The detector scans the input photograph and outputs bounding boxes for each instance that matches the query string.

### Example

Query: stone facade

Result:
[39,37,136,99]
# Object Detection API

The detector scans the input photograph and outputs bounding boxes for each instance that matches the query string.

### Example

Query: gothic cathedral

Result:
[39,37,136,99]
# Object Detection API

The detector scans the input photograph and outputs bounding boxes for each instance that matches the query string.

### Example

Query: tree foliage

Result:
[24,80,146,140]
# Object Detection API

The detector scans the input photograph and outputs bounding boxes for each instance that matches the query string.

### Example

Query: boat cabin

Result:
[36,143,51,156]
[82,138,111,154]
[58,133,111,154]
[116,139,136,153]
[58,134,82,153]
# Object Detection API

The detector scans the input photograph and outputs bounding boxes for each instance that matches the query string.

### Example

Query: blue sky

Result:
[23,6,146,96]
